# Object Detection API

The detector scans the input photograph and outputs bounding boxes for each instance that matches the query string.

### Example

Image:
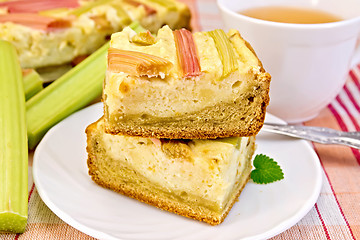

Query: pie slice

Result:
[86,117,256,225]
[103,26,271,139]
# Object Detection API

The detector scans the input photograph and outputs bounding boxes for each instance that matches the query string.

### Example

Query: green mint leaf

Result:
[250,154,284,184]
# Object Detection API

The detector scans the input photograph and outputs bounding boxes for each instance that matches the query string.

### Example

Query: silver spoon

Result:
[262,123,360,149]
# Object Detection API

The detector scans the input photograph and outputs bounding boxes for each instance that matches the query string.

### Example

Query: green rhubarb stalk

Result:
[68,0,113,16]
[208,29,238,78]
[69,0,131,25]
[109,2,132,25]
[0,40,28,233]
[26,42,109,149]
[146,0,177,10]
[23,69,43,100]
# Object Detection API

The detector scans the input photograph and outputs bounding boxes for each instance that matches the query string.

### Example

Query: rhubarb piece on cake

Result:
[0,0,190,69]
[86,118,255,225]
[103,26,271,139]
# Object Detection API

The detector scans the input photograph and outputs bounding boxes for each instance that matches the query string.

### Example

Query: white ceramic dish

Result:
[33,103,322,240]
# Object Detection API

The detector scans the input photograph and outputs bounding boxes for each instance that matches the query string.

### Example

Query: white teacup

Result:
[217,0,360,123]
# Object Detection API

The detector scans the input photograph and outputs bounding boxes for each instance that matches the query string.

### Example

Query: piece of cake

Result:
[86,118,255,225]
[0,0,191,69]
[103,26,271,139]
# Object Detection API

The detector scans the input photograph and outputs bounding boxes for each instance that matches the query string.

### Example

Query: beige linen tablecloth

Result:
[2,0,360,239]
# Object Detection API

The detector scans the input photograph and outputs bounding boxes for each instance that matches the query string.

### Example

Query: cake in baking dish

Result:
[86,118,255,225]
[0,0,190,69]
[103,25,271,139]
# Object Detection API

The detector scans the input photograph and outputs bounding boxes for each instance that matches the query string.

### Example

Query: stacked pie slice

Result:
[86,25,271,225]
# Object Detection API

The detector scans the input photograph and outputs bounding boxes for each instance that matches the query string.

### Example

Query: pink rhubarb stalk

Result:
[108,48,173,77]
[0,13,71,31]
[173,28,201,78]
[150,138,162,147]
[125,0,156,15]
[0,0,79,13]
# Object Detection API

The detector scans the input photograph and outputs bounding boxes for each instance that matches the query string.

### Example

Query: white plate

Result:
[33,103,322,240]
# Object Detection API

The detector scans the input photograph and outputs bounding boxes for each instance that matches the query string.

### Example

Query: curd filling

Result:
[101,125,252,209]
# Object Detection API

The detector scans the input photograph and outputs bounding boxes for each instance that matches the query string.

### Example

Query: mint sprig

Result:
[250,154,284,184]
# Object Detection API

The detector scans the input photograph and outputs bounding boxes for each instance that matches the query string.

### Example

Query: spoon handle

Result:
[262,123,360,149]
